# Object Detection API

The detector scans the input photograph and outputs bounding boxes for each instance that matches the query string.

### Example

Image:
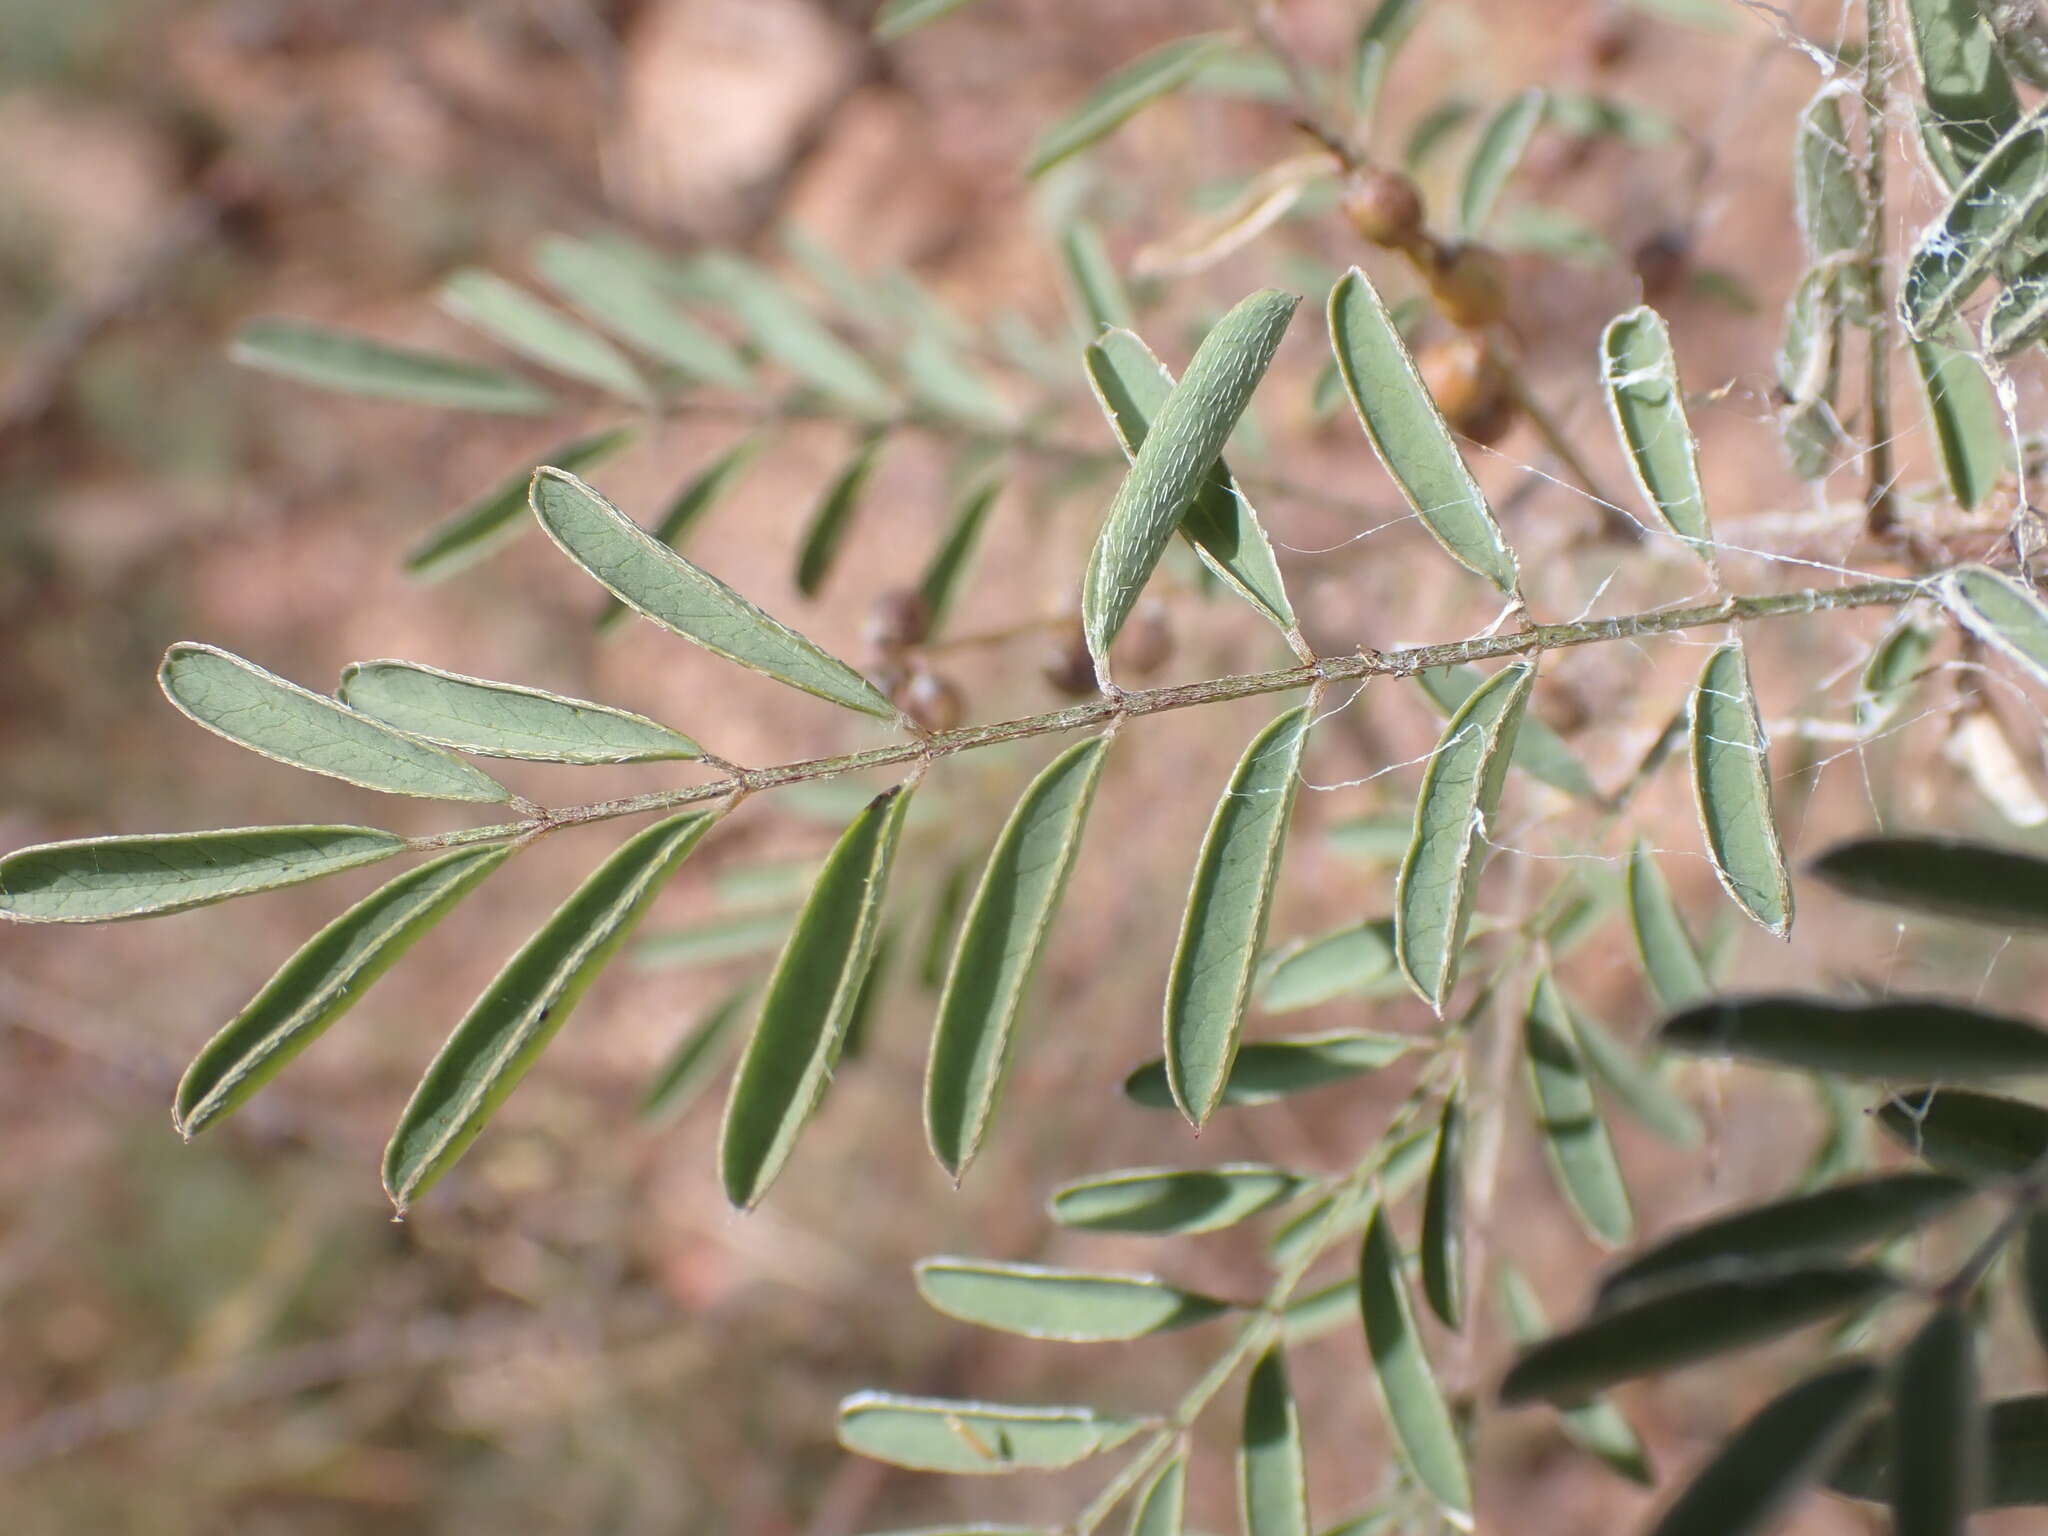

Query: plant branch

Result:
[1861,0,1899,536]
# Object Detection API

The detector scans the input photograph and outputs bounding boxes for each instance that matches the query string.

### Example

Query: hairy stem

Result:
[1862,0,1898,535]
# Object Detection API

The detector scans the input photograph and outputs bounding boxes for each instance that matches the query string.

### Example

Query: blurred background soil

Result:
[1,1,2043,1531]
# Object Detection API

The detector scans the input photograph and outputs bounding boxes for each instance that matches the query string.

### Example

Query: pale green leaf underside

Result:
[1689,641,1793,936]
[687,251,894,415]
[531,468,894,718]
[875,0,987,42]
[1328,267,1520,595]
[176,843,514,1136]
[1129,1453,1187,1536]
[383,810,716,1209]
[1625,839,1712,1009]
[0,825,406,924]
[720,787,912,1208]
[1856,615,1939,735]
[230,318,553,413]
[1458,87,1546,236]
[795,433,884,598]
[1025,33,1231,176]
[1083,290,1298,669]
[837,1393,1142,1474]
[1904,0,2022,179]
[918,477,1000,630]
[1416,664,1599,800]
[1256,919,1400,1012]
[1527,972,1634,1246]
[1060,219,1135,335]
[533,235,751,389]
[1359,1206,1472,1516]
[632,911,792,969]
[639,984,752,1124]
[597,439,763,635]
[926,735,1111,1176]
[1085,327,1296,636]
[406,426,636,581]
[1165,703,1313,1125]
[1942,562,2048,688]
[1396,662,1534,1007]
[1911,333,2011,511]
[1901,97,2048,338]
[1496,1264,1653,1485]
[1570,1004,1703,1148]
[159,643,511,803]
[1049,1164,1309,1235]
[1240,1347,1310,1536]
[340,659,700,763]
[438,267,649,402]
[915,1258,1229,1341]
[1601,305,1714,558]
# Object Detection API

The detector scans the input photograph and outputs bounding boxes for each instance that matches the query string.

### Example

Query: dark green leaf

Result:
[1855,616,1939,735]
[1812,833,2048,926]
[795,433,885,599]
[1941,563,2048,689]
[1901,98,2048,338]
[1496,1264,1653,1484]
[1420,1093,1465,1330]
[1912,331,2013,511]
[230,318,552,413]
[1904,0,2021,177]
[1893,1305,1984,1535]
[1833,1392,2048,1508]
[339,660,699,763]
[383,810,717,1209]
[720,788,913,1207]
[1359,1206,1471,1516]
[1877,1087,2048,1177]
[1165,705,1313,1125]
[917,478,999,631]
[2024,1210,2048,1354]
[1662,994,2048,1080]
[160,644,511,803]
[175,844,513,1135]
[1498,1264,1898,1405]
[639,984,752,1124]
[1602,306,1714,562]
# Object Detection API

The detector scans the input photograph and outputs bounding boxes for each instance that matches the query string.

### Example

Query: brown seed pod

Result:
[1115,601,1175,678]
[863,587,932,661]
[1341,167,1427,250]
[1631,230,1691,301]
[1416,333,1517,445]
[1424,241,1510,329]
[1585,9,1633,69]
[1041,625,1098,697]
[895,667,965,733]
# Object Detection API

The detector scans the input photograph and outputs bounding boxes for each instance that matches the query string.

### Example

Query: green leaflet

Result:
[1325,812,1412,862]
[720,787,913,1208]
[902,323,1009,429]
[1661,993,2048,1080]
[1901,97,2048,338]
[1773,268,1845,479]
[1239,1347,1310,1536]
[633,911,790,969]
[687,251,894,416]
[531,468,893,718]
[407,425,637,580]
[1601,306,1714,561]
[1526,973,1634,1247]
[1812,833,2048,926]
[1893,1305,1984,1536]
[1359,1206,1472,1516]
[339,660,699,764]
[1415,664,1598,800]
[1498,1263,1898,1406]
[1281,1277,1357,1343]
[1546,91,1677,147]
[1877,1087,2048,1177]
[1625,839,1711,1009]
[1492,205,1613,267]
[1256,920,1399,1012]
[1327,267,1520,595]
[1595,1172,1974,1308]
[229,318,552,414]
[0,826,406,924]
[1457,87,1545,236]
[1081,291,1298,670]
[639,984,752,1124]
[1689,640,1792,937]
[1834,1392,2048,1508]
[1570,1004,1702,1148]
[1124,1030,1417,1110]
[926,736,1111,1176]
[918,478,999,631]
[1025,33,1230,177]
[1497,1264,1653,1485]
[1793,86,1873,313]
[1350,0,1423,124]
[2027,1212,2048,1355]
[1646,1360,1880,1536]
[1405,98,1477,172]
[438,268,649,403]
[1911,332,2012,510]
[596,439,761,635]
[1904,0,2021,177]
[159,643,511,803]
[382,810,717,1210]
[1941,562,2048,688]
[1084,327,1297,639]
[1395,662,1534,1008]
[713,860,813,910]
[875,0,987,41]
[1855,616,1939,735]
[836,1393,1143,1474]
[1049,1164,1309,1236]
[1269,1131,1433,1269]
[918,859,971,991]
[915,1258,1228,1341]
[1128,1452,1186,1536]
[532,235,751,389]
[795,432,885,598]
[1984,264,2048,354]
[1060,219,1136,337]
[1419,1093,1466,1330]
[175,844,514,1136]
[1164,705,1313,1125]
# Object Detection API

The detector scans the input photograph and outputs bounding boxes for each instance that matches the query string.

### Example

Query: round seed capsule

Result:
[863,587,932,660]
[1425,242,1511,330]
[1631,230,1690,301]
[1115,602,1174,677]
[1042,625,1098,697]
[896,667,965,733]
[1341,167,1427,249]
[1416,332,1517,445]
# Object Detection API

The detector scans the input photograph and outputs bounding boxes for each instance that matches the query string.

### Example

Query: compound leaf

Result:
[439,268,649,402]
[230,318,552,413]
[533,235,751,389]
